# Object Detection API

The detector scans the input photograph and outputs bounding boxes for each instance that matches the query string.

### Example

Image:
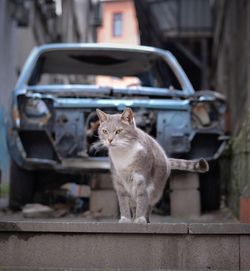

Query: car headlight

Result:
[192,102,219,128]
[23,98,50,118]
[21,97,51,126]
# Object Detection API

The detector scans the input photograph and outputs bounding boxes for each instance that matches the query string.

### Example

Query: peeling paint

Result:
[0,110,10,186]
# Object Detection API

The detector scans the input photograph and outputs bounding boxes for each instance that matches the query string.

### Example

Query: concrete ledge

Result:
[189,223,250,234]
[0,220,188,234]
[1,221,250,235]
[0,221,249,269]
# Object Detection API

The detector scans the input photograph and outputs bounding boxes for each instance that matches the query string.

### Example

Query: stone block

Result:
[90,190,118,217]
[0,221,188,234]
[240,235,250,269]
[0,221,245,270]
[184,235,239,269]
[170,172,199,190]
[0,232,186,269]
[170,189,201,217]
[170,172,200,217]
[90,173,113,190]
[0,229,240,270]
[189,223,250,234]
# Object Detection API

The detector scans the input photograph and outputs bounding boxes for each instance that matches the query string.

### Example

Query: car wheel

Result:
[9,160,35,210]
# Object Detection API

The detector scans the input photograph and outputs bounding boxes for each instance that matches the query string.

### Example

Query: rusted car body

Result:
[7,43,227,209]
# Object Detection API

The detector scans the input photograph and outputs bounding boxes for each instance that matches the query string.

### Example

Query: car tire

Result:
[9,160,35,210]
[200,160,220,212]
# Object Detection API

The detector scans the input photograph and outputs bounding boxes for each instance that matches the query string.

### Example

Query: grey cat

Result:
[96,108,209,224]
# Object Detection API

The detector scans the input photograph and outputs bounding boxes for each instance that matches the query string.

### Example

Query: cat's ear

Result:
[96,109,108,122]
[121,108,134,124]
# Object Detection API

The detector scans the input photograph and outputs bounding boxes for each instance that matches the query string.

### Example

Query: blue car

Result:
[7,43,227,210]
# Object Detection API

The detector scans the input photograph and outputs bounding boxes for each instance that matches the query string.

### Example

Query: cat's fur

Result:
[96,108,209,224]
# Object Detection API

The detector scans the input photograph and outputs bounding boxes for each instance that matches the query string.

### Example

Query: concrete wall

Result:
[212,0,250,217]
[0,221,250,269]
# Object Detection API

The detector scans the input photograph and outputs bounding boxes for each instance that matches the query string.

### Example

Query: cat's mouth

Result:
[108,143,116,147]
[105,139,117,147]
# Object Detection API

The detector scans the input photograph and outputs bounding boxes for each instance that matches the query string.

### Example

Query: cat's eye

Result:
[115,129,123,134]
[102,129,108,134]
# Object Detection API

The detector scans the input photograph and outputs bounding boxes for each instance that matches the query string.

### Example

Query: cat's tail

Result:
[169,158,209,173]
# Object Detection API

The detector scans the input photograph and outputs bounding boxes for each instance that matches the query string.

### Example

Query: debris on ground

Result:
[52,203,70,218]
[22,183,91,218]
[22,203,54,218]
[61,183,91,198]
[61,183,90,214]
[81,209,103,220]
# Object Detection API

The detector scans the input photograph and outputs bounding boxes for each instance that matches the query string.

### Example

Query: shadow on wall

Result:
[0,109,10,188]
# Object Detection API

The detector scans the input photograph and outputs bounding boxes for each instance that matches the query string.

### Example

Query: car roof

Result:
[35,43,168,55]
[15,43,194,94]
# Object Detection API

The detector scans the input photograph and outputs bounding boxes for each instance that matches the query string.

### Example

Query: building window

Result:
[112,13,123,37]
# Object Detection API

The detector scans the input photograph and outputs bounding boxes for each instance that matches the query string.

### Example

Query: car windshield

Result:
[28,48,182,90]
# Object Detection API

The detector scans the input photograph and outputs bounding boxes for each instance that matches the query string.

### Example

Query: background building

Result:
[96,0,139,87]
[134,0,212,90]
[97,0,139,44]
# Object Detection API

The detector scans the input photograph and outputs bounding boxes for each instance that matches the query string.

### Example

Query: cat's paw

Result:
[134,216,147,224]
[119,216,132,223]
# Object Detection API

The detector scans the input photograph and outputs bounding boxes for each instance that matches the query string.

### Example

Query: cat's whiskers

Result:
[90,140,107,155]
[113,140,132,148]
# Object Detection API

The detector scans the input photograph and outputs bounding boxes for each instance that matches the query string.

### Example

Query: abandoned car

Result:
[7,43,227,211]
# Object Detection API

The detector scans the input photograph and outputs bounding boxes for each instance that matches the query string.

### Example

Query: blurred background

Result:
[0,0,249,221]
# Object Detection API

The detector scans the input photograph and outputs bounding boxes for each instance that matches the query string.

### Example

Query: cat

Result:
[96,108,209,224]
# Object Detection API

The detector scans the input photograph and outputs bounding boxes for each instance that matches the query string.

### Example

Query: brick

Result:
[240,184,250,223]
[170,189,201,217]
[240,198,250,223]
[90,190,118,217]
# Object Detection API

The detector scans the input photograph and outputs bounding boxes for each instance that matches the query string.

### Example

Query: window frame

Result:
[112,12,123,37]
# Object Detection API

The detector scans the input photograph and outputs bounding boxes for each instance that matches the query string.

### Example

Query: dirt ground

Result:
[0,185,238,224]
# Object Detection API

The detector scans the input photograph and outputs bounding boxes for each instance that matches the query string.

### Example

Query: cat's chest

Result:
[109,142,143,171]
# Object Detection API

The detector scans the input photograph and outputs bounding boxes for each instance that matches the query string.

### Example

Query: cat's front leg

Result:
[116,185,132,223]
[133,173,148,224]
[112,171,132,223]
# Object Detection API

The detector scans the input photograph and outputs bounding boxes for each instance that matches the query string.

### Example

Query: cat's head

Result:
[96,108,137,148]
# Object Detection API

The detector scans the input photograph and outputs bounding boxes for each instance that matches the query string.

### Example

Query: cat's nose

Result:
[108,138,113,144]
